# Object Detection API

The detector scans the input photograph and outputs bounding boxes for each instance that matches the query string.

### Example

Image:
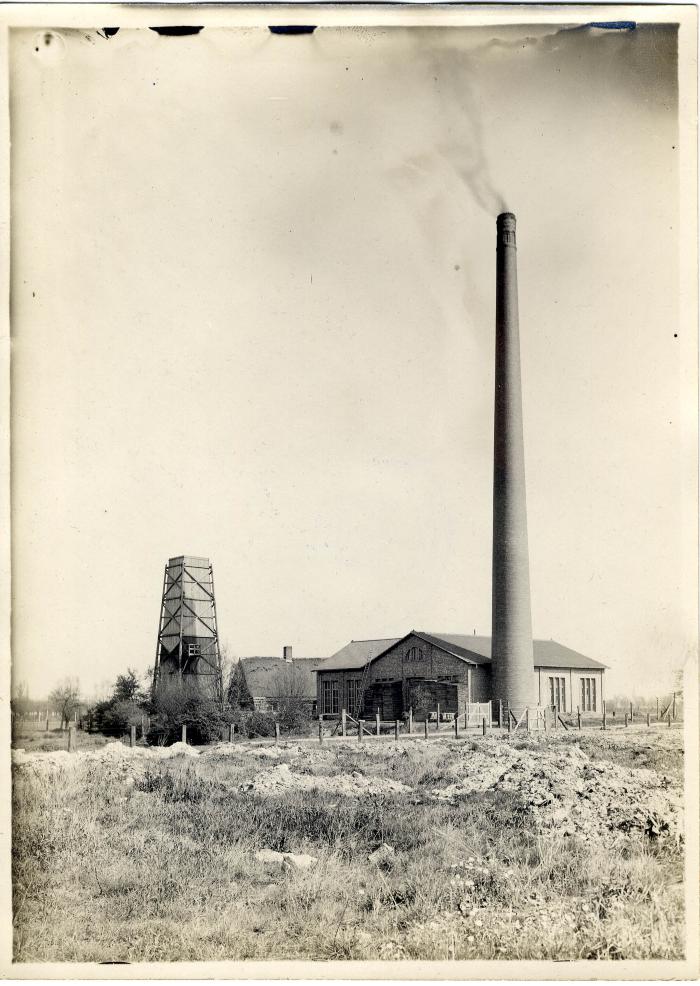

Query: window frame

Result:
[549,675,566,711]
[580,676,597,712]
[322,679,340,715]
[347,679,360,712]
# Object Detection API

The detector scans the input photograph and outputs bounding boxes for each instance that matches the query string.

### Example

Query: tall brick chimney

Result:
[491,213,534,715]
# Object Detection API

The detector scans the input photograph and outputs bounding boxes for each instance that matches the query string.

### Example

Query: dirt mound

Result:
[433,742,681,843]
[240,762,410,798]
[12,740,200,777]
[12,748,73,774]
[200,742,307,761]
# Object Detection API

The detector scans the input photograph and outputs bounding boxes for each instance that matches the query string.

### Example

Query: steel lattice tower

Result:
[153,556,223,703]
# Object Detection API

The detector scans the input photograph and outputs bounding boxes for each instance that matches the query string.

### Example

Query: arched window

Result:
[406,646,424,663]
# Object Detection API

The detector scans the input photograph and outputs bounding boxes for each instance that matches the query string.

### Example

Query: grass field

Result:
[11,722,112,754]
[12,723,685,963]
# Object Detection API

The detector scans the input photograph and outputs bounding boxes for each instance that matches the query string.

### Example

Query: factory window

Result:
[188,643,202,658]
[322,680,339,715]
[347,679,360,712]
[580,677,597,712]
[406,647,424,663]
[549,676,566,712]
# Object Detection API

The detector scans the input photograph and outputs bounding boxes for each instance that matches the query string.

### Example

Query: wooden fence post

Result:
[275,722,280,746]
[130,725,136,748]
[668,712,672,728]
[629,702,633,723]
[229,723,235,742]
[525,708,530,734]
[624,713,628,728]
[45,712,50,732]
[482,716,487,737]
[181,724,187,744]
[394,720,399,742]
[68,726,76,752]
[454,716,459,739]
[646,712,650,727]
[656,697,659,720]
[498,700,503,729]
[341,709,347,737]
[318,721,323,745]
[436,704,440,730]
[672,692,676,719]
[424,719,428,739]
[602,706,606,731]
[376,710,381,736]
[507,712,511,735]
[358,720,364,744]
[577,710,581,731]
[408,707,413,734]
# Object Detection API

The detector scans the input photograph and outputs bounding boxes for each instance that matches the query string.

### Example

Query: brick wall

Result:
[316,634,492,717]
[315,637,605,718]
[316,670,364,717]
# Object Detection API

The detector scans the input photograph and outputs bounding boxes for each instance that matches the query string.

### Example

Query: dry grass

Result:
[12,722,112,754]
[12,726,685,963]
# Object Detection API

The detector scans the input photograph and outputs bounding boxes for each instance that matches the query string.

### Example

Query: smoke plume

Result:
[424,40,508,216]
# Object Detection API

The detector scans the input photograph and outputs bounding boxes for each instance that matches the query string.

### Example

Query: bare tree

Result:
[49,677,81,730]
[270,663,311,731]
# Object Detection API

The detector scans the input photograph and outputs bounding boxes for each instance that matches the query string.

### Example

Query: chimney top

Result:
[283,645,293,663]
[497,212,516,248]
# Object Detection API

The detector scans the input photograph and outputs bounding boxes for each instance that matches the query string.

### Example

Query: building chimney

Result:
[283,645,293,663]
[491,213,534,714]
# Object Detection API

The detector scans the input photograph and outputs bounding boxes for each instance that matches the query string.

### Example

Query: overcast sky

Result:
[10,20,693,699]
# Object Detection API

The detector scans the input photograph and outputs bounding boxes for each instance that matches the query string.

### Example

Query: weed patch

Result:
[12,728,685,962]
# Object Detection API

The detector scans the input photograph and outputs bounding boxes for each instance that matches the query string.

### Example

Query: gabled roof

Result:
[239,657,326,700]
[316,631,607,672]
[319,638,402,672]
[420,632,608,670]
[418,632,493,665]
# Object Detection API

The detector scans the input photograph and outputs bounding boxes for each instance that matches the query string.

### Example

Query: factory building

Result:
[315,214,610,724]
[315,631,606,720]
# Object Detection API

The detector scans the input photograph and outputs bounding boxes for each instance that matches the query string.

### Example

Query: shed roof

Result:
[239,656,326,700]
[316,631,607,672]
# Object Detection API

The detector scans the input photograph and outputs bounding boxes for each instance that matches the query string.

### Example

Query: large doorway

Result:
[406,678,458,721]
[363,681,403,720]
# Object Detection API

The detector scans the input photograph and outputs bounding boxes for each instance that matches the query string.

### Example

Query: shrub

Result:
[149,680,228,745]
[275,700,311,734]
[91,699,144,737]
[232,710,276,739]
